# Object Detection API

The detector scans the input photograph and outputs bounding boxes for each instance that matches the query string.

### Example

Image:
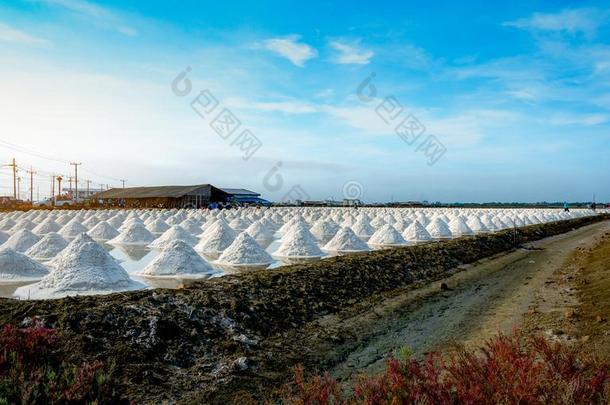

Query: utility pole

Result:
[26,167,36,203]
[70,162,81,203]
[3,159,18,199]
[57,176,63,196]
[51,175,55,206]
[120,179,127,188]
[86,179,91,198]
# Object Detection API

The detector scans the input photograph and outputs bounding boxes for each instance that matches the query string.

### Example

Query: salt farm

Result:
[0,206,598,299]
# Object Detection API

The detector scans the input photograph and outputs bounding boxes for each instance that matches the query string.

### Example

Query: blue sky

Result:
[0,0,609,202]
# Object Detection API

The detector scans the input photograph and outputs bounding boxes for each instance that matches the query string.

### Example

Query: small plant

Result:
[0,319,117,404]
[396,346,412,362]
[279,331,610,404]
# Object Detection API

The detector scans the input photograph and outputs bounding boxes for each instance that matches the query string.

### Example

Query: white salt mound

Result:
[274,227,323,258]
[109,222,156,245]
[25,233,68,261]
[138,240,215,277]
[368,224,407,246]
[426,217,452,239]
[449,217,475,237]
[2,229,40,253]
[0,249,49,282]
[216,232,273,266]
[0,218,16,231]
[15,233,143,299]
[245,221,274,241]
[466,216,489,233]
[323,227,369,252]
[87,221,119,241]
[32,218,61,235]
[149,225,198,249]
[402,220,432,242]
[146,218,170,234]
[59,220,88,238]
[310,219,339,239]
[195,221,236,254]
[351,218,376,238]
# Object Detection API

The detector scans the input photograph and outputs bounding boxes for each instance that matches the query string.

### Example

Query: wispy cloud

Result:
[503,7,609,38]
[328,39,374,65]
[260,35,317,67]
[32,0,137,36]
[225,97,317,114]
[0,23,48,45]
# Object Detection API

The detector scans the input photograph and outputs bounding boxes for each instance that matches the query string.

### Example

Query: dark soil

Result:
[0,214,606,404]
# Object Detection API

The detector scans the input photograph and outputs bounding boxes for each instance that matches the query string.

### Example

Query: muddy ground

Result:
[0,215,608,403]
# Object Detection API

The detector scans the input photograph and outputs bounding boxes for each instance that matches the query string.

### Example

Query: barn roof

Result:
[93,184,225,199]
[220,188,260,196]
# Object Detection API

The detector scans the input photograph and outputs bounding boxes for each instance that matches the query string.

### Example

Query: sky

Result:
[0,0,609,203]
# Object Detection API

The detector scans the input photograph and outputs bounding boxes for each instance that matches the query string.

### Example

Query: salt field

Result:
[0,207,599,299]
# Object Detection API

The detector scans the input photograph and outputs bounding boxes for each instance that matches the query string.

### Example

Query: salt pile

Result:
[146,217,170,234]
[368,224,407,247]
[12,219,36,232]
[466,216,489,234]
[402,220,432,242]
[194,221,236,254]
[0,218,16,231]
[149,225,198,249]
[449,216,475,237]
[2,229,40,253]
[15,234,143,299]
[352,218,375,238]
[274,226,323,258]
[55,214,72,226]
[426,217,452,239]
[216,232,273,266]
[87,221,119,241]
[179,218,203,235]
[323,227,369,253]
[82,216,100,228]
[59,220,88,238]
[310,219,339,240]
[138,240,215,278]
[0,231,8,245]
[229,217,251,231]
[0,249,49,282]
[245,221,274,241]
[32,218,61,235]
[107,215,124,229]
[25,233,68,261]
[109,222,156,245]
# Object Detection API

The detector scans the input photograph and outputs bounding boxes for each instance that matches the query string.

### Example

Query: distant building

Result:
[220,188,270,205]
[342,198,362,207]
[94,184,267,208]
[63,187,105,200]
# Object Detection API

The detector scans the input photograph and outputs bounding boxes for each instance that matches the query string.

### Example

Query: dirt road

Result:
[323,220,610,382]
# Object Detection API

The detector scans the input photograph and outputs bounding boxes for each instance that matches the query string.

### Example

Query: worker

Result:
[563,201,569,212]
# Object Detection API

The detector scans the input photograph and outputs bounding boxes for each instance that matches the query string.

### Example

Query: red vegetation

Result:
[0,319,115,404]
[280,332,610,404]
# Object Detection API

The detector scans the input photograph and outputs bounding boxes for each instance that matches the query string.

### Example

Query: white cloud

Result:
[225,97,317,114]
[328,40,374,65]
[504,8,609,38]
[548,113,608,126]
[32,0,137,36]
[0,23,47,45]
[260,35,317,67]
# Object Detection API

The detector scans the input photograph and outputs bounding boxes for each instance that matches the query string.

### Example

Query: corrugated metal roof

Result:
[94,184,219,199]
[220,188,260,196]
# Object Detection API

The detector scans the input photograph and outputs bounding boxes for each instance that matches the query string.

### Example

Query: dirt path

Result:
[326,220,610,382]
